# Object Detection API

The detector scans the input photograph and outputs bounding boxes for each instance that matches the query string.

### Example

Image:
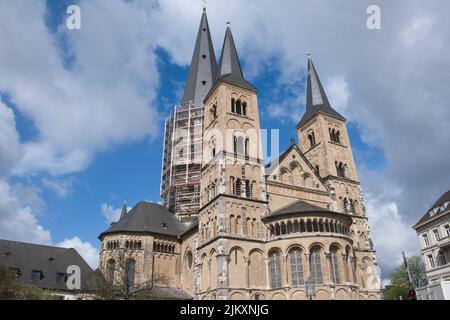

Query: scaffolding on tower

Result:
[160,102,204,223]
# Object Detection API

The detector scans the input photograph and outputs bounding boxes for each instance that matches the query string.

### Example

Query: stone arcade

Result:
[98,9,382,300]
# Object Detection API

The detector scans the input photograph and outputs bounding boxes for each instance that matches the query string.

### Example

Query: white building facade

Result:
[413,190,450,300]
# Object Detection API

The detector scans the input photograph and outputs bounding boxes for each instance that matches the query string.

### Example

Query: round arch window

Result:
[186,251,193,269]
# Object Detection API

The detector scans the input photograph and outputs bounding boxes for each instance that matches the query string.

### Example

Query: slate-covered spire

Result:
[297,54,346,128]
[215,23,257,92]
[120,199,128,219]
[182,8,218,105]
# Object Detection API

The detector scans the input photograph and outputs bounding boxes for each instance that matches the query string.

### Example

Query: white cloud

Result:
[0,100,23,177]
[0,0,160,176]
[325,76,351,116]
[42,177,76,198]
[400,16,434,47]
[57,237,99,269]
[0,179,51,245]
[101,203,130,224]
[360,168,420,277]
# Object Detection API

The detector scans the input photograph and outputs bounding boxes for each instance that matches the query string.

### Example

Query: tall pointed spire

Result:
[120,199,128,219]
[215,23,256,92]
[297,54,345,128]
[182,8,218,105]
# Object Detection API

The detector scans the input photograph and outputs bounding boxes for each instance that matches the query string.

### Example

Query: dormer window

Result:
[31,270,43,281]
[161,223,168,230]
[56,272,67,283]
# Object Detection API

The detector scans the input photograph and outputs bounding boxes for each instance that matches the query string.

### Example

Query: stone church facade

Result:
[98,9,381,300]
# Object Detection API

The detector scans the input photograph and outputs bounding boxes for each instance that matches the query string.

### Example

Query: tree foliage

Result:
[384,255,427,300]
[390,255,426,288]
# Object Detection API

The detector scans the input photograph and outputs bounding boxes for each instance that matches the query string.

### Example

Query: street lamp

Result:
[306,277,316,300]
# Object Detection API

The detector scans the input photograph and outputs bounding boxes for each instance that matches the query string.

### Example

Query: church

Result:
[97,8,381,300]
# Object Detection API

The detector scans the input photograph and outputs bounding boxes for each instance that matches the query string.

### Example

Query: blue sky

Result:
[1,0,449,280]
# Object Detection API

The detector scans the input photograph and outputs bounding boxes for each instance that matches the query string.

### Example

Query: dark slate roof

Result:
[0,239,94,291]
[214,25,257,93]
[182,9,218,106]
[414,190,450,228]
[262,200,351,223]
[268,200,330,218]
[100,202,188,238]
[297,55,346,128]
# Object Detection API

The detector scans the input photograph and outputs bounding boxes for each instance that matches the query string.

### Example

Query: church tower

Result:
[196,24,269,300]
[160,8,217,222]
[297,55,381,296]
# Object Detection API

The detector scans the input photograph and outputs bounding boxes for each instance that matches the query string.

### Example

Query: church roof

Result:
[0,239,94,291]
[414,190,450,228]
[214,25,257,93]
[263,200,351,223]
[99,202,188,238]
[182,9,218,105]
[297,55,346,128]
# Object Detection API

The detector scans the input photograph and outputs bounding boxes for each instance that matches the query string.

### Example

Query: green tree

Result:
[384,255,426,300]
[391,255,426,288]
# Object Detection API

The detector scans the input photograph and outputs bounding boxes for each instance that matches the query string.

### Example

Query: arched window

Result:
[186,251,193,269]
[245,180,251,198]
[233,136,244,156]
[336,131,341,144]
[107,259,115,284]
[329,248,341,284]
[235,179,242,196]
[231,98,235,113]
[245,138,249,157]
[242,102,247,116]
[308,132,316,148]
[290,249,305,286]
[252,181,257,198]
[336,162,346,177]
[309,247,323,284]
[343,198,349,213]
[211,104,217,119]
[236,100,242,114]
[126,259,136,289]
[349,199,356,214]
[237,136,244,155]
[230,176,235,195]
[269,251,282,289]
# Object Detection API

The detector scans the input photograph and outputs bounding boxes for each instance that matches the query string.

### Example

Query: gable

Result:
[266,144,328,193]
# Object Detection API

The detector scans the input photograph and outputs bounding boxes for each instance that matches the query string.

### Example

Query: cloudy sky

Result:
[0,0,449,280]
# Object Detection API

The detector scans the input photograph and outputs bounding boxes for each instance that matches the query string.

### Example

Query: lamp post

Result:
[306,277,316,300]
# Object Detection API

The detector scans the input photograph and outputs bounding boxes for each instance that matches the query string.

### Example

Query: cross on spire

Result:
[202,0,208,11]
